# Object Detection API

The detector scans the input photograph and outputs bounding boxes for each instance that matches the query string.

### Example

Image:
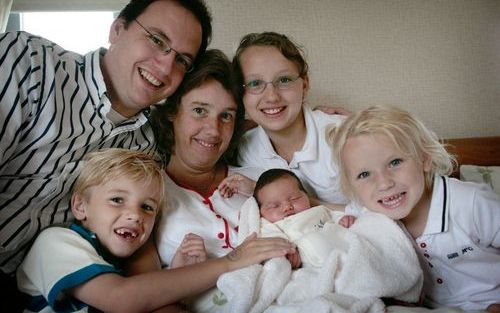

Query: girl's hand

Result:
[170,233,207,268]
[218,173,256,198]
[224,233,295,271]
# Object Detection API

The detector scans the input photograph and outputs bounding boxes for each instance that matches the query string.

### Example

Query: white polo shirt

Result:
[17,224,120,312]
[416,176,500,311]
[237,106,347,204]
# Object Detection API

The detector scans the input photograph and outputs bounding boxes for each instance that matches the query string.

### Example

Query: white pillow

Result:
[460,165,500,195]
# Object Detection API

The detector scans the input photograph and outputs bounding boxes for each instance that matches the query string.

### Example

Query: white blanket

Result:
[216,198,423,313]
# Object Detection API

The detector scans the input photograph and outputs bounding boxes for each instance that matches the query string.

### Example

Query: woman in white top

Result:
[221,32,347,207]
[150,49,294,267]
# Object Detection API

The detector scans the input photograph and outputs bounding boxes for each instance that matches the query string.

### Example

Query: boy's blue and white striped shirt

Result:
[0,31,156,274]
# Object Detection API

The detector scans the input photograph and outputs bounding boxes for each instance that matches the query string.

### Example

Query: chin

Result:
[263,121,291,132]
[386,209,411,221]
[115,250,135,259]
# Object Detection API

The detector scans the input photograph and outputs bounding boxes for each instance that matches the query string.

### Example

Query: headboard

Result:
[442,136,500,178]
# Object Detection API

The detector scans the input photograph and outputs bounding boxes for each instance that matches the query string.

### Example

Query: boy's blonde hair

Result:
[327,105,456,200]
[73,148,166,211]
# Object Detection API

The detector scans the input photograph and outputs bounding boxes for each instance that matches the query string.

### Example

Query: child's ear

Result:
[71,193,87,221]
[302,75,310,93]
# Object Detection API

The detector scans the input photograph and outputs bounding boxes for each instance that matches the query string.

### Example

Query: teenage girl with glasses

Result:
[218,32,348,212]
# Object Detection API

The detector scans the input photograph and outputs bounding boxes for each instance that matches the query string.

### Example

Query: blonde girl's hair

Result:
[73,148,166,211]
[326,105,456,200]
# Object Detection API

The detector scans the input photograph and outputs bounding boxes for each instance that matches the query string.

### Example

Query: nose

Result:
[376,171,395,191]
[155,52,176,76]
[282,201,294,213]
[204,116,221,137]
[125,206,144,224]
[262,82,280,101]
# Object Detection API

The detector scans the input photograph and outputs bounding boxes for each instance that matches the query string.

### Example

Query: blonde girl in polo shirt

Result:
[328,105,500,312]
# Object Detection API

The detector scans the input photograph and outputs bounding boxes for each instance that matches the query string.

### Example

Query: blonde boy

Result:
[17,148,165,312]
[328,105,500,312]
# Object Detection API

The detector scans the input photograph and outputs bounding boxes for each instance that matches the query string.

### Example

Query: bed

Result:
[442,136,500,194]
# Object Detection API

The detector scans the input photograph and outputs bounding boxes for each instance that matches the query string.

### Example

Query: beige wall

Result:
[206,0,500,139]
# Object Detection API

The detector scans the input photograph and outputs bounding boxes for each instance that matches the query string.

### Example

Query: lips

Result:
[378,192,406,209]
[261,106,285,115]
[139,68,163,88]
[195,138,218,149]
[114,227,139,240]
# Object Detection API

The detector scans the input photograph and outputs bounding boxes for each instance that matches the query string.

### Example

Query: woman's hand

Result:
[170,233,207,268]
[224,233,296,271]
[218,173,256,198]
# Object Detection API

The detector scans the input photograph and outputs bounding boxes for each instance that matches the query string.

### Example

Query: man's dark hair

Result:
[151,49,244,166]
[253,169,307,205]
[118,0,212,62]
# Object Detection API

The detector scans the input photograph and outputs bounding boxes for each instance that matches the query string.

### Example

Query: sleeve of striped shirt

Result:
[0,32,42,165]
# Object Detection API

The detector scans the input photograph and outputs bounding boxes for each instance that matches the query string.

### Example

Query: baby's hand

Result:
[218,173,256,198]
[286,247,302,269]
[339,215,356,228]
[170,233,207,268]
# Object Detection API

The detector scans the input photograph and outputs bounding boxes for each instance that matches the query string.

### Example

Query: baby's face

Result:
[258,176,311,223]
[341,133,431,221]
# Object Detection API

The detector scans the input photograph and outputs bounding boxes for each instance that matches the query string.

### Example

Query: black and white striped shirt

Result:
[0,32,156,274]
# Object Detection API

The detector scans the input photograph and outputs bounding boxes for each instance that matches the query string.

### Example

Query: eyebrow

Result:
[145,198,160,206]
[191,101,238,112]
[109,188,128,194]
[108,189,159,204]
[245,70,296,79]
[262,200,279,207]
[148,26,196,60]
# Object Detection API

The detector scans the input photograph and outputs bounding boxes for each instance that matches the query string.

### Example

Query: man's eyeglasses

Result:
[135,19,194,73]
[243,75,301,95]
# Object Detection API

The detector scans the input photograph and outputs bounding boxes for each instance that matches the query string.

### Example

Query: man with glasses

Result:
[0,0,211,308]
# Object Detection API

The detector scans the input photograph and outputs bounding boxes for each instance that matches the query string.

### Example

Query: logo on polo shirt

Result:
[447,246,474,259]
